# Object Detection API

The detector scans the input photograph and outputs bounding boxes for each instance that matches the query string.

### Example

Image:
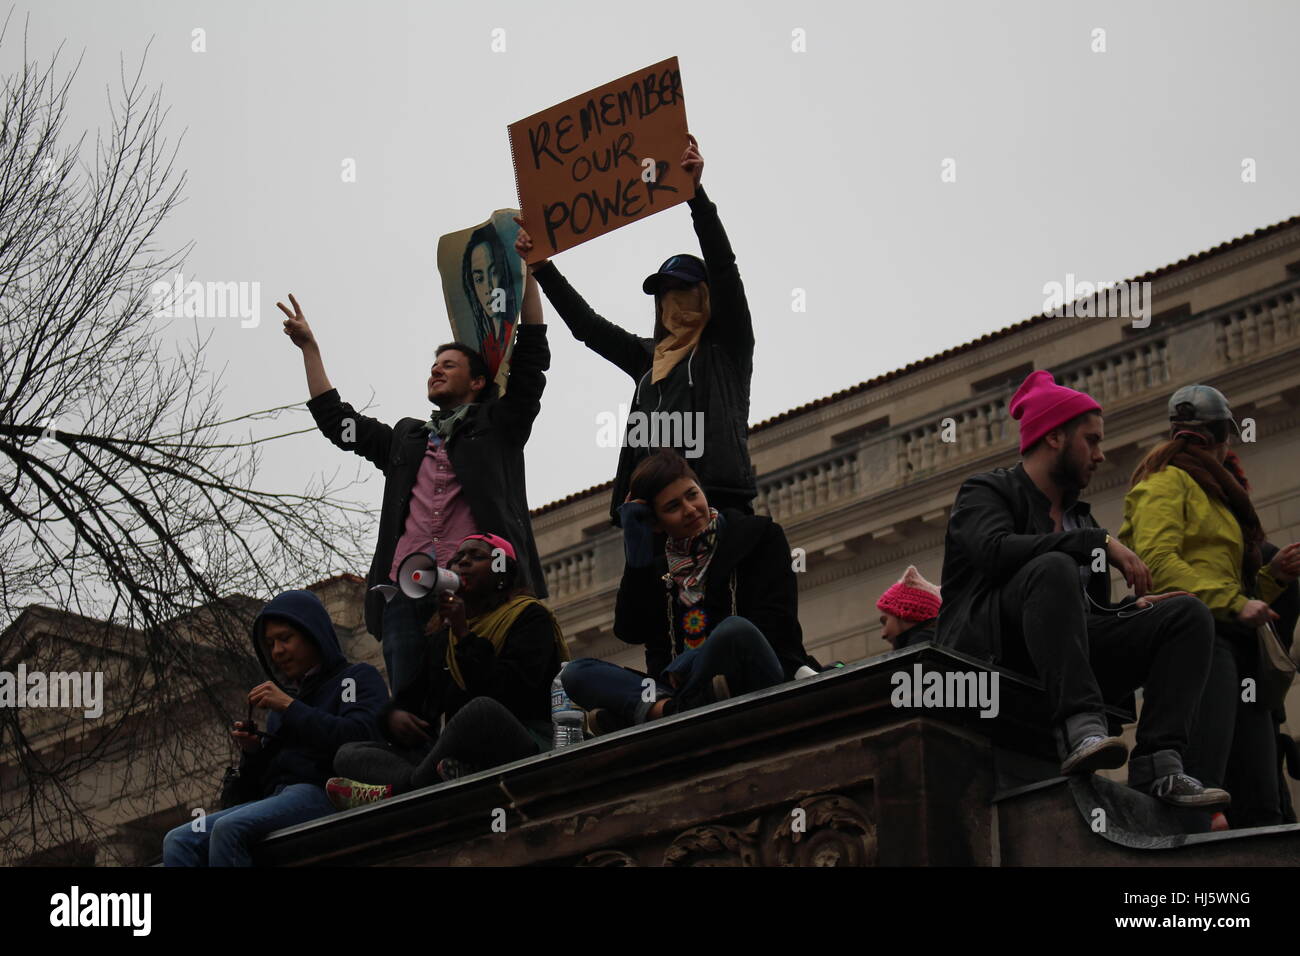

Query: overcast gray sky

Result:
[7,0,1300,516]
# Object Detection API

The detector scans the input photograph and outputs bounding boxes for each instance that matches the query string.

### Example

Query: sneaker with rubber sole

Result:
[326,776,393,810]
[1147,773,1231,809]
[1061,734,1129,775]
[436,758,477,781]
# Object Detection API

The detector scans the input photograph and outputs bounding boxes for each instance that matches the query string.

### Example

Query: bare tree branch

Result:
[0,20,374,864]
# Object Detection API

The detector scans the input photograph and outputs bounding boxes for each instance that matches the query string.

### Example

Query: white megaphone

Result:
[396,551,461,599]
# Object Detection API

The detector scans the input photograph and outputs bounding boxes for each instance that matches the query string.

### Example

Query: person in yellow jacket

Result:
[1122,385,1300,828]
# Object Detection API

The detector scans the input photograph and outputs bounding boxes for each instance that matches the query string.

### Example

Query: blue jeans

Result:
[162,783,336,867]
[562,616,784,726]
[381,589,439,694]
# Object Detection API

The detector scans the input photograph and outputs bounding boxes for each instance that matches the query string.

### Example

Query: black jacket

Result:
[936,463,1111,663]
[236,590,389,800]
[384,600,561,739]
[896,619,936,650]
[307,324,550,639]
[614,510,816,679]
[532,185,756,524]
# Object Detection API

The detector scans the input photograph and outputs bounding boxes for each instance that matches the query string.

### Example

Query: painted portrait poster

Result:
[436,210,525,393]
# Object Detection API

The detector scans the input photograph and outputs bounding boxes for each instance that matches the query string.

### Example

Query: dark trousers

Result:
[997,552,1217,785]
[1186,627,1281,826]
[1268,554,1300,822]
[334,697,541,794]
[380,589,439,696]
[562,616,784,726]
[1264,541,1300,653]
[1185,545,1300,827]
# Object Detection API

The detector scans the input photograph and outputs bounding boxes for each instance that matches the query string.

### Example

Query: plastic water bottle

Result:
[551,663,584,748]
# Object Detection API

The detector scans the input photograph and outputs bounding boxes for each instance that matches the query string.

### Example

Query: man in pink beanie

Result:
[1010,369,1102,455]
[877,566,941,649]
[934,369,1228,812]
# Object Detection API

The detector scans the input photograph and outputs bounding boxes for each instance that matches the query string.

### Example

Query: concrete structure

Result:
[259,645,1300,867]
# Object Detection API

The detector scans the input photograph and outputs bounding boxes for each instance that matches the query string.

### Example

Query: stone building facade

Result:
[537,215,1300,673]
[5,212,1300,864]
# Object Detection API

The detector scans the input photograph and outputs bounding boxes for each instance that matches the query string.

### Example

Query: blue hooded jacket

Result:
[239,589,389,796]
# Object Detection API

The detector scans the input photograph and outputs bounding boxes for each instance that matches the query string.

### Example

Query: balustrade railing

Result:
[544,277,1300,602]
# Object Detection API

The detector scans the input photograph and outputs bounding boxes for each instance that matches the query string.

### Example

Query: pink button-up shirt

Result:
[389,435,477,582]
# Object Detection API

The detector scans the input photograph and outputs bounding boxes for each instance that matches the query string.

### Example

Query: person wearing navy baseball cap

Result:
[641,252,709,293]
[935,369,1228,813]
[515,134,758,528]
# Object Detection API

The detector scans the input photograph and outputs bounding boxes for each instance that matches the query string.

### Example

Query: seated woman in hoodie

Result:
[162,589,389,867]
[877,566,942,650]
[326,533,568,807]
[562,450,819,734]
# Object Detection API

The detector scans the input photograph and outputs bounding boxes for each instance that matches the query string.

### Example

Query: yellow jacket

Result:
[1120,465,1283,622]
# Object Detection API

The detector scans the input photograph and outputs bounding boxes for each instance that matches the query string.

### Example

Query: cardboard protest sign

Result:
[508,57,693,263]
[436,210,526,392]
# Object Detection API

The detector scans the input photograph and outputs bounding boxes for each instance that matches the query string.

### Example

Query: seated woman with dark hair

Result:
[1122,385,1300,828]
[562,450,819,733]
[326,533,568,807]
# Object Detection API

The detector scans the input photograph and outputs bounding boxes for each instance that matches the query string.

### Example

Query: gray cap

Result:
[1169,384,1239,434]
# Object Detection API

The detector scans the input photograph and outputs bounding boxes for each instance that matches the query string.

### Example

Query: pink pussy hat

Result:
[1009,370,1101,454]
[876,566,942,622]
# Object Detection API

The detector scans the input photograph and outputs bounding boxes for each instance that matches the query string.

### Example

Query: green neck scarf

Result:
[423,403,476,441]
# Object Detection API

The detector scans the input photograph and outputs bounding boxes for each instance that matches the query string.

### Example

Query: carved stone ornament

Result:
[576,848,640,867]
[766,793,877,866]
[588,793,877,867]
[663,820,762,867]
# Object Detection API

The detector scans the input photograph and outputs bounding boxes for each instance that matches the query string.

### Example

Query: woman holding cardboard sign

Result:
[516,135,758,529]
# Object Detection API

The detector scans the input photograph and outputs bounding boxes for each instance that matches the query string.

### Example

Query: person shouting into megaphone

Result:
[326,533,569,807]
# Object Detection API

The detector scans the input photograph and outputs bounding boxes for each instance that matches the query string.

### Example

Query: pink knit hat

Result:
[876,566,942,622]
[1009,370,1101,454]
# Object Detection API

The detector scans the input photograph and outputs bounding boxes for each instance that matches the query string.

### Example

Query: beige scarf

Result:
[651,284,711,383]
[444,594,569,691]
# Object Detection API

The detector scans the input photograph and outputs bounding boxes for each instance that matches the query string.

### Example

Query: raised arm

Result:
[520,265,543,326]
[279,293,334,398]
[279,292,394,470]
[683,137,754,362]
[489,319,549,443]
[515,218,649,380]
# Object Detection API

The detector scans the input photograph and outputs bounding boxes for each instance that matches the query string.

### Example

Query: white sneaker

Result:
[1061,734,1129,775]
